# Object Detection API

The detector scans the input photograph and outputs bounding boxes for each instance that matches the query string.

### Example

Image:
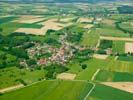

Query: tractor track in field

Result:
[91,69,100,81]
[84,82,95,100]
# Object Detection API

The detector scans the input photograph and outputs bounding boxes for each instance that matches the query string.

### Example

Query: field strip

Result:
[101,82,133,93]
[91,69,100,81]
[0,79,95,94]
[100,36,133,42]
[84,82,95,100]
[0,84,24,93]
[0,79,48,93]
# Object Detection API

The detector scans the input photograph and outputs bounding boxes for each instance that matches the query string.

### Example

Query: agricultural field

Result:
[0,1,133,100]
[0,80,93,100]
[94,70,133,82]
[0,67,45,89]
[112,41,125,54]
[88,84,133,100]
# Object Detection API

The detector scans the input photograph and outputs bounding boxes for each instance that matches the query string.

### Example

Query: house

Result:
[37,59,47,65]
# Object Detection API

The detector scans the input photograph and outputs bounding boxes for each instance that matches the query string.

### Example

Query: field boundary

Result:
[100,36,133,42]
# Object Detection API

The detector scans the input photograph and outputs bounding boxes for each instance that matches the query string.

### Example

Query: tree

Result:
[81,64,87,69]
[27,59,36,66]
[0,28,3,32]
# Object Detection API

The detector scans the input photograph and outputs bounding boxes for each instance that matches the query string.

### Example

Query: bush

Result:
[97,49,106,54]
[44,63,69,79]
[27,59,36,66]
[10,48,29,59]
[99,40,112,49]
[16,79,27,86]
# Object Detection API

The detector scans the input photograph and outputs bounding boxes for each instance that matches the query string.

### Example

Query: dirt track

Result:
[0,84,24,93]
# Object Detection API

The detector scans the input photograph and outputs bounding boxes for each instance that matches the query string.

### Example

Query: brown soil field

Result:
[77,18,93,23]
[125,42,133,53]
[57,73,76,80]
[93,54,108,59]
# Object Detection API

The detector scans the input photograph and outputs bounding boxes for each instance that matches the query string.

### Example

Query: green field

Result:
[75,58,133,80]
[0,16,17,24]
[0,80,93,100]
[81,29,100,48]
[88,84,133,100]
[0,67,45,89]
[118,55,133,62]
[119,21,133,32]
[96,27,129,37]
[94,70,133,82]
[112,41,125,54]
[0,22,43,35]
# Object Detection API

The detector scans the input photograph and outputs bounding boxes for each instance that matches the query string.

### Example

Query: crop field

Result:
[94,70,133,82]
[0,22,43,35]
[80,29,100,47]
[119,21,133,32]
[88,84,133,100]
[125,42,133,53]
[96,27,129,37]
[0,80,93,100]
[118,55,133,61]
[75,58,133,80]
[101,82,133,93]
[112,41,125,54]
[0,67,45,89]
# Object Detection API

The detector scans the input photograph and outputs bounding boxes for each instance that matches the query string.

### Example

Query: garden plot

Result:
[125,42,133,53]
[93,54,108,60]
[102,82,133,93]
[77,18,93,23]
[57,73,76,80]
